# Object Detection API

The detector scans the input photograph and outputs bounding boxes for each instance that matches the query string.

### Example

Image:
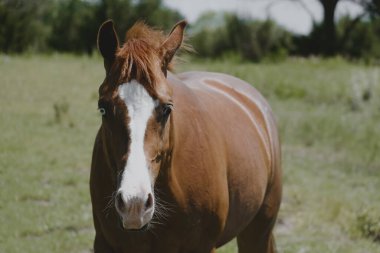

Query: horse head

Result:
[96,20,186,230]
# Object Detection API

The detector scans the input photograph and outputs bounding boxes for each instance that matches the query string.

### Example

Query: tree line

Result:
[0,0,182,54]
[0,0,380,62]
[190,0,380,62]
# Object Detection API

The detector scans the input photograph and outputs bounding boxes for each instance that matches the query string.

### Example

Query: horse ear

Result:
[97,20,119,72]
[161,20,187,69]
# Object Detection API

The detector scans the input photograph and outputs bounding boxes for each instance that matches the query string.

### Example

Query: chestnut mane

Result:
[113,22,177,88]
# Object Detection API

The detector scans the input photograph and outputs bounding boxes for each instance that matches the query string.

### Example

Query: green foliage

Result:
[52,99,75,127]
[273,81,306,100]
[292,23,324,56]
[133,0,183,30]
[0,0,53,53]
[1,0,380,61]
[53,100,69,124]
[1,55,380,253]
[0,0,183,54]
[190,12,293,62]
[294,15,380,61]
[49,0,98,54]
[338,17,380,60]
[187,12,230,58]
[357,209,380,242]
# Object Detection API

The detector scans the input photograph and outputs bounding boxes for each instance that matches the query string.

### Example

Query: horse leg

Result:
[236,174,281,253]
[93,232,114,253]
[236,206,280,253]
[236,207,277,253]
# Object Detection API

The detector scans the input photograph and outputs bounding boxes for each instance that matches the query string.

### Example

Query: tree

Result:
[49,0,98,54]
[318,0,339,56]
[95,0,183,42]
[265,0,341,56]
[0,0,53,53]
[191,12,293,62]
[287,0,377,56]
[0,0,184,54]
[364,0,380,18]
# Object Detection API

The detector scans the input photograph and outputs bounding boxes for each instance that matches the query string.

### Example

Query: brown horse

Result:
[90,20,282,253]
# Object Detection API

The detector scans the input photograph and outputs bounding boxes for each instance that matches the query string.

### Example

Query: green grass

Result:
[1,54,379,252]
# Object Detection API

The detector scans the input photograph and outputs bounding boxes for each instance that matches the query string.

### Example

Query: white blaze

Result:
[118,80,155,203]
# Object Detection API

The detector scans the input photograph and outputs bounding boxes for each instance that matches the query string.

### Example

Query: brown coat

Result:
[90,70,282,253]
[91,20,281,253]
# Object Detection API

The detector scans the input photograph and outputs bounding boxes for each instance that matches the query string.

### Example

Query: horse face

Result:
[98,76,173,230]
[97,20,185,230]
[119,79,173,231]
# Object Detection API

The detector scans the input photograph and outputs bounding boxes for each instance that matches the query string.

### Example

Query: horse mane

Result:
[125,21,167,49]
[114,22,180,91]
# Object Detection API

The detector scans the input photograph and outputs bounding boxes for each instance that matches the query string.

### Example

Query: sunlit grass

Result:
[0,54,379,252]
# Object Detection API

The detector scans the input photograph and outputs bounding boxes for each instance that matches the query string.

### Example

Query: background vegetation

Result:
[1,0,380,252]
[0,0,182,54]
[1,0,380,61]
[0,55,379,252]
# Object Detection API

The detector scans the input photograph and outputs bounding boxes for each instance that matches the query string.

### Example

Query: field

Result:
[0,54,379,253]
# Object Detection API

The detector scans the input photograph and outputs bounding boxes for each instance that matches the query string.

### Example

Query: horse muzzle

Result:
[115,192,154,230]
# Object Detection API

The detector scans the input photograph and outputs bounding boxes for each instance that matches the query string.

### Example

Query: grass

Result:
[0,54,379,253]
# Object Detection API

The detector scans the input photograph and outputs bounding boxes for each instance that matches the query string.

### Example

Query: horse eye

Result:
[162,103,173,118]
[98,107,106,116]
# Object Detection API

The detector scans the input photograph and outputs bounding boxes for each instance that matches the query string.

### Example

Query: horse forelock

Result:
[125,21,167,48]
[110,22,169,96]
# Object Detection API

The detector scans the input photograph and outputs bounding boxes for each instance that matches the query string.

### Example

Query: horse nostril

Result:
[116,192,125,212]
[145,193,153,210]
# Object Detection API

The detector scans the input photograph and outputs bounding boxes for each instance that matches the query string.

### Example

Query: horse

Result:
[90,20,282,253]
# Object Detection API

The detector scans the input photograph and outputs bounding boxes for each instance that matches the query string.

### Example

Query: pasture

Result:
[0,54,379,253]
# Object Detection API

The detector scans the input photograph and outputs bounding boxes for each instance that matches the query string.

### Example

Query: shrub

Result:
[338,17,380,60]
[0,0,53,53]
[293,16,380,61]
[357,210,380,242]
[190,12,293,62]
